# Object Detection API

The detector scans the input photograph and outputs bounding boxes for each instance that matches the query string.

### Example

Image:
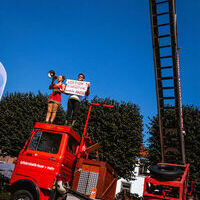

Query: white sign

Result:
[65,79,90,96]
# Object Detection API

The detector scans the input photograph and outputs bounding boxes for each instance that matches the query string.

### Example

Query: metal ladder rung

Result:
[163,106,175,109]
[162,86,174,89]
[161,116,176,121]
[161,66,173,69]
[157,23,170,27]
[156,1,169,5]
[159,45,171,48]
[164,147,180,154]
[157,12,169,16]
[161,76,174,80]
[162,96,175,99]
[160,55,172,59]
[158,34,170,38]
[165,128,178,133]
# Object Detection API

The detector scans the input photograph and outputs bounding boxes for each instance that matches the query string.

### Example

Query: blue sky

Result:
[1,0,199,141]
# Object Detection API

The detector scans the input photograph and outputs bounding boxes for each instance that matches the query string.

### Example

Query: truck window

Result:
[29,131,62,154]
[67,136,79,155]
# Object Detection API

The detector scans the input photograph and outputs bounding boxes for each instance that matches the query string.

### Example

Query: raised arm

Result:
[49,77,57,89]
[49,81,54,89]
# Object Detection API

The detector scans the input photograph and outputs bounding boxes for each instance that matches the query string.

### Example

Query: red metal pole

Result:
[83,104,93,137]
[77,102,113,158]
[83,103,113,137]
[77,105,92,158]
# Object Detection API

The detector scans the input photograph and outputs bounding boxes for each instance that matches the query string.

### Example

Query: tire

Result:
[149,164,183,180]
[12,189,34,200]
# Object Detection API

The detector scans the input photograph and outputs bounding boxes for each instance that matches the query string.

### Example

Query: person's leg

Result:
[46,103,53,123]
[72,100,80,125]
[66,99,73,124]
[50,103,59,123]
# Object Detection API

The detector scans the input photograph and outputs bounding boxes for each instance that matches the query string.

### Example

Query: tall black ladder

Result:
[149,0,185,164]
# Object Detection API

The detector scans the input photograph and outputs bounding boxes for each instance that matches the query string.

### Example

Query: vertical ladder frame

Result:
[149,0,186,164]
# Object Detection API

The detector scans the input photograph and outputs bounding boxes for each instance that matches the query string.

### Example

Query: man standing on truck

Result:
[65,73,90,126]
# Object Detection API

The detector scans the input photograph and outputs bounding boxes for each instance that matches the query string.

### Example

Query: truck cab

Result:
[10,122,81,200]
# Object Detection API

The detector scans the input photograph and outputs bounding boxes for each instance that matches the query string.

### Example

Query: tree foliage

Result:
[74,96,143,180]
[0,93,143,180]
[147,105,200,199]
[0,92,65,157]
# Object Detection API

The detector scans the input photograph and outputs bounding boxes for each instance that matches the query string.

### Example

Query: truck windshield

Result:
[29,131,62,154]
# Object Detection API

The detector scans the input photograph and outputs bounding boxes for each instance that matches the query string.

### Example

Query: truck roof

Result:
[34,122,81,143]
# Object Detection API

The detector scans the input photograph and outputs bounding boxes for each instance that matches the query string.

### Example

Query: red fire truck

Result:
[9,103,117,200]
[9,1,195,199]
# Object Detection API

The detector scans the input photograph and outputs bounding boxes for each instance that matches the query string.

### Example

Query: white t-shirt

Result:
[69,94,82,102]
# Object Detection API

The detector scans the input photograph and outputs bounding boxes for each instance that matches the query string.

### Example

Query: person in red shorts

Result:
[45,75,65,123]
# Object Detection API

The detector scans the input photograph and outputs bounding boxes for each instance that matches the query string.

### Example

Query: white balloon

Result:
[0,62,7,100]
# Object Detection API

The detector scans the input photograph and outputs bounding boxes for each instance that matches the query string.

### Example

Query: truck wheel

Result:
[12,190,34,200]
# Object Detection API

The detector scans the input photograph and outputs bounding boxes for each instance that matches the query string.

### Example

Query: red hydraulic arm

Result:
[77,103,113,158]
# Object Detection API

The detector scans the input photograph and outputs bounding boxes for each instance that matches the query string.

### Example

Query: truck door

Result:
[17,130,63,188]
[61,135,79,183]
